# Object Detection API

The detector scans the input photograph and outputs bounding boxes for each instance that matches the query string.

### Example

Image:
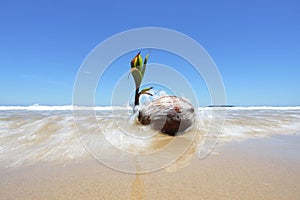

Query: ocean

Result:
[1,105,300,171]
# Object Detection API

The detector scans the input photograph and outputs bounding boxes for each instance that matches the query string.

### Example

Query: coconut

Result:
[138,96,195,136]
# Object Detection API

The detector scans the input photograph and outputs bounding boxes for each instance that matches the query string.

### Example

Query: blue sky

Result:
[0,0,299,106]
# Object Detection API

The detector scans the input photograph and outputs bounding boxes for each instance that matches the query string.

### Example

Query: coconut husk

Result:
[138,96,195,136]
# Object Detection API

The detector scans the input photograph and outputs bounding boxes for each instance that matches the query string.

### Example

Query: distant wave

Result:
[200,106,300,110]
[0,104,300,111]
[0,105,131,111]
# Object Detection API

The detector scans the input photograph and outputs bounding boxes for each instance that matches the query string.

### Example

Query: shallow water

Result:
[0,106,300,169]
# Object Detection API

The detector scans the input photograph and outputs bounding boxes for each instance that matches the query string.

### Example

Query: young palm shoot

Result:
[129,51,195,136]
[130,52,152,107]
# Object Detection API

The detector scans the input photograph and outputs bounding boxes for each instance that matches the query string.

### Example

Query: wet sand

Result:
[1,135,300,200]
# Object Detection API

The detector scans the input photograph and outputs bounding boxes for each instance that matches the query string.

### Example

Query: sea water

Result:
[0,105,300,168]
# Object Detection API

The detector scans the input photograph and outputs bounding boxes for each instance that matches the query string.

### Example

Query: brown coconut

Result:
[138,96,195,136]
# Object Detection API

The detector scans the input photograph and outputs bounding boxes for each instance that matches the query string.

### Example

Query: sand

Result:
[1,135,300,200]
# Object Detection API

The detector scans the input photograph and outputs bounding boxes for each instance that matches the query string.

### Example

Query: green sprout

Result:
[130,52,153,106]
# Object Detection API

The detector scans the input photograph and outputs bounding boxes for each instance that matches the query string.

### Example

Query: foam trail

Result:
[0,107,299,168]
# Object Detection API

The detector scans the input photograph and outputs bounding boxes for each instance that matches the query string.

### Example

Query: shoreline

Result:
[1,135,300,199]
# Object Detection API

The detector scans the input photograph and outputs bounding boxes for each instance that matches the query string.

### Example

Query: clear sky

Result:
[0,0,299,106]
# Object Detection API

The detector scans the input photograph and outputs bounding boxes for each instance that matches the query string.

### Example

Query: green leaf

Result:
[140,87,153,93]
[131,52,140,68]
[131,68,143,88]
[139,87,153,96]
[136,54,143,72]
[141,53,149,77]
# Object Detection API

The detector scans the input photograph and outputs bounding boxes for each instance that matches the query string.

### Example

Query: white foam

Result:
[0,107,300,168]
[0,105,73,111]
[1,105,299,111]
[0,105,131,111]
[199,106,300,111]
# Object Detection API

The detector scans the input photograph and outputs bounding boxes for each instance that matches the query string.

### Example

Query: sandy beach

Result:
[2,0,299,199]
[1,134,299,200]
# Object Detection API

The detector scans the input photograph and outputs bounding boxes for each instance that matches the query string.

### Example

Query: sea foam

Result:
[0,106,299,168]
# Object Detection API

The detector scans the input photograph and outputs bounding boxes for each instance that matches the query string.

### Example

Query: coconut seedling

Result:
[129,51,196,136]
[130,52,153,107]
